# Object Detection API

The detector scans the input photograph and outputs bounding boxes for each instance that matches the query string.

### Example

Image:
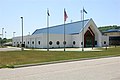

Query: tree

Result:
[98,25,120,32]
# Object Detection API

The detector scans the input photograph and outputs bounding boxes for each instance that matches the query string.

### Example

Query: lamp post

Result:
[2,28,4,39]
[13,32,16,37]
[5,31,6,38]
[21,17,24,51]
[1,28,4,46]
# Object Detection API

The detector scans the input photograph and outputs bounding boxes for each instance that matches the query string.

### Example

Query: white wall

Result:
[42,34,72,48]
[71,33,82,47]
[12,37,22,47]
[12,33,73,49]
[12,34,44,48]
[101,36,109,47]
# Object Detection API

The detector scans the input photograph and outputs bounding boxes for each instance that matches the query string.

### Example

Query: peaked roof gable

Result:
[32,19,90,35]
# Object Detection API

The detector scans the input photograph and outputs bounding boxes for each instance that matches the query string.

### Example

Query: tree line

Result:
[98,25,120,32]
[0,38,12,47]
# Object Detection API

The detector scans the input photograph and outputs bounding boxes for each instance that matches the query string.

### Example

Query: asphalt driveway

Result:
[0,57,120,80]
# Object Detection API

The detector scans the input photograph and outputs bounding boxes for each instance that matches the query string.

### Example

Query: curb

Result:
[14,55,120,68]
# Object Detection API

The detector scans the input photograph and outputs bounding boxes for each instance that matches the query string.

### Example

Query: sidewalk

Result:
[34,48,102,51]
[0,46,103,52]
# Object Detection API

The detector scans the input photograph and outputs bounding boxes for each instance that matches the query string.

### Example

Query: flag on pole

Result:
[47,9,50,16]
[83,8,87,14]
[64,9,68,21]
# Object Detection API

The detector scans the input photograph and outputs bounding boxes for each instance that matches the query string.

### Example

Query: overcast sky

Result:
[0,0,120,38]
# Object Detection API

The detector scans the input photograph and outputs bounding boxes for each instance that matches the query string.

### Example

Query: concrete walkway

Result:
[0,47,21,51]
[0,46,103,51]
[32,47,102,51]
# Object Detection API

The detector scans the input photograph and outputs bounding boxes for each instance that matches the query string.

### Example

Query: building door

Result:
[86,36,93,47]
[84,27,95,48]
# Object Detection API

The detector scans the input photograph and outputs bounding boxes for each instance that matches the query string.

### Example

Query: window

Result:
[32,41,34,44]
[73,41,75,45]
[20,42,21,44]
[49,41,52,45]
[56,41,60,45]
[104,41,106,44]
[95,41,97,45]
[24,42,25,44]
[81,42,83,45]
[38,41,40,45]
[28,41,29,44]
[17,44,19,47]
[63,41,66,45]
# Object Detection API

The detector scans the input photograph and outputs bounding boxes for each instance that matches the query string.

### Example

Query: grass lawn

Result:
[0,46,120,68]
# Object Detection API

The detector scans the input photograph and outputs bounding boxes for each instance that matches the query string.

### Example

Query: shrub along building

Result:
[12,18,109,48]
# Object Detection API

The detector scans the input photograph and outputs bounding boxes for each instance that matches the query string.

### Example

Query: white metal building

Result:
[12,18,109,48]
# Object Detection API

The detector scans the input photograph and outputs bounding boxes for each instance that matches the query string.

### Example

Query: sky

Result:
[0,0,120,39]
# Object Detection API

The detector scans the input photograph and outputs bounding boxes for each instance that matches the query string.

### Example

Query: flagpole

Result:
[47,8,49,51]
[64,19,66,51]
[80,10,83,51]
[64,9,66,52]
[81,10,82,21]
[82,8,84,51]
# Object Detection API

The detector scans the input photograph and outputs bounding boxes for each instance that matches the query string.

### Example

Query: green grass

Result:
[0,46,6,48]
[0,47,120,68]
